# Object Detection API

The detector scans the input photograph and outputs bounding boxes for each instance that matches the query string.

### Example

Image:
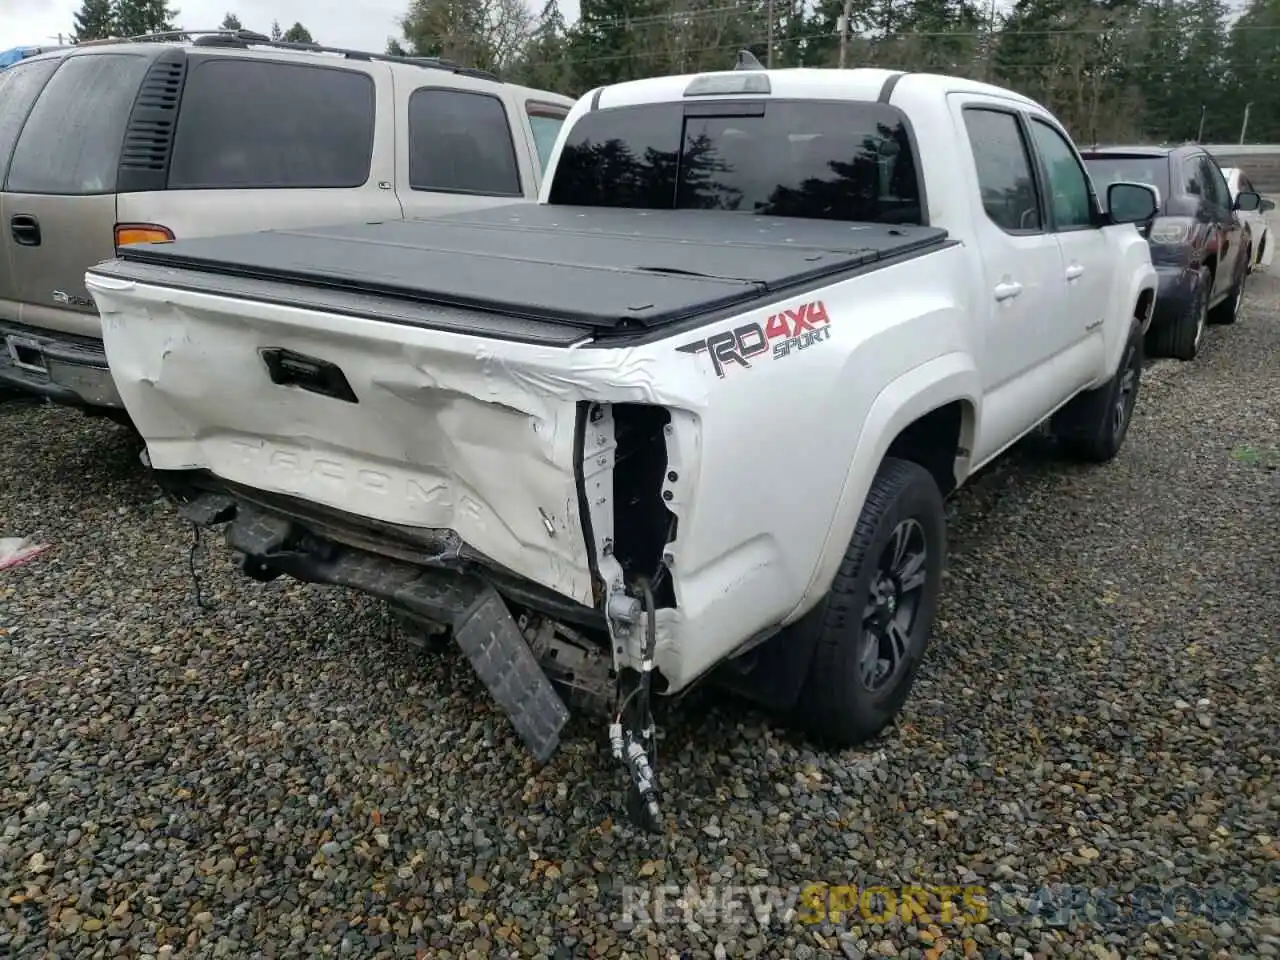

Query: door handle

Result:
[994,281,1023,302]
[10,214,41,247]
[1065,264,1085,281]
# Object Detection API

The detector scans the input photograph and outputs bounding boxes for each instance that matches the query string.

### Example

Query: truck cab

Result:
[544,67,1159,470]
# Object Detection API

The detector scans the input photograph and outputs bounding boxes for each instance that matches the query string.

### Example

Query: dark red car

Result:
[1082,144,1261,361]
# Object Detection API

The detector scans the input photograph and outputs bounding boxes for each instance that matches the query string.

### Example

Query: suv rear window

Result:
[408,88,521,196]
[547,99,923,224]
[1083,155,1171,208]
[0,57,60,184]
[6,53,151,195]
[168,59,375,190]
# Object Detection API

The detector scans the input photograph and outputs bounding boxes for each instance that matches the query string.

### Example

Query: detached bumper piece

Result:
[176,492,571,765]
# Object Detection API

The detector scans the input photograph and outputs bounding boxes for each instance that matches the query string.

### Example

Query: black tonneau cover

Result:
[104,205,949,333]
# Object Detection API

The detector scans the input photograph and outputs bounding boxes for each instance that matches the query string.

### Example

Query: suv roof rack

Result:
[80,29,502,82]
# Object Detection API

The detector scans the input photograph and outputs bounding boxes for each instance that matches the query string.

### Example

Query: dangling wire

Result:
[188,523,208,611]
[635,576,658,767]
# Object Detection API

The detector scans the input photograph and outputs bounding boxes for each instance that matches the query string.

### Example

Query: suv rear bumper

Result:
[0,322,124,410]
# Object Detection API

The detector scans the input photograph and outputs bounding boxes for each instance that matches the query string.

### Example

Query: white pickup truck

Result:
[86,60,1159,830]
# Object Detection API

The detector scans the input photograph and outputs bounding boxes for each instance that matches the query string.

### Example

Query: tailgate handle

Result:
[10,214,41,247]
[260,348,359,404]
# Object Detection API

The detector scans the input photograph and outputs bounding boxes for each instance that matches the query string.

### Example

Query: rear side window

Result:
[961,107,1042,233]
[408,88,521,196]
[1082,155,1171,208]
[1197,156,1232,209]
[0,57,59,184]
[1182,156,1206,199]
[1027,117,1094,229]
[526,102,567,173]
[548,99,923,224]
[6,54,150,195]
[168,59,375,189]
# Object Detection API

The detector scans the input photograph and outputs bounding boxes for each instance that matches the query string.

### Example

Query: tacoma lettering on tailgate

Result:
[675,299,832,378]
[228,440,450,506]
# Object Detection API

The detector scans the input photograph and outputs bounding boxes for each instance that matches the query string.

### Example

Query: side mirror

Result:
[1107,181,1159,224]
[1262,197,1276,213]
[1235,190,1262,212]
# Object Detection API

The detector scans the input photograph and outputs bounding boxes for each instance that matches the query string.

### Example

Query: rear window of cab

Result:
[547,99,923,224]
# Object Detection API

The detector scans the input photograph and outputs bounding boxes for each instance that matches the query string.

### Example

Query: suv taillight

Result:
[115,223,174,247]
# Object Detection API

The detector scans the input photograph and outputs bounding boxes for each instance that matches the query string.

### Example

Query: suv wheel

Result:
[791,458,945,747]
[1052,317,1144,462]
[1149,267,1210,361]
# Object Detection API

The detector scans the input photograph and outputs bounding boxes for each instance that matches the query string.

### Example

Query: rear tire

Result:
[791,458,945,748]
[1209,255,1247,326]
[1053,317,1144,463]
[1148,267,1209,361]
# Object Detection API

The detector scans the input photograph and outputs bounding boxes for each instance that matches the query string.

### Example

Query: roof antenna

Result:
[734,49,764,71]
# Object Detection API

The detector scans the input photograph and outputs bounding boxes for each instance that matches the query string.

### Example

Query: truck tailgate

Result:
[85,274,608,606]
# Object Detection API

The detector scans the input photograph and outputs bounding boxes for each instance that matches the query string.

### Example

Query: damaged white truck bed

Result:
[86,64,1160,830]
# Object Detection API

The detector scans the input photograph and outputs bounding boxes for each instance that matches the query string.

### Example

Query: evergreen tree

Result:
[566,0,676,88]
[113,0,180,37]
[510,0,573,90]
[281,22,315,43]
[219,12,242,29]
[72,0,116,42]
[1223,0,1280,142]
[380,0,1273,144]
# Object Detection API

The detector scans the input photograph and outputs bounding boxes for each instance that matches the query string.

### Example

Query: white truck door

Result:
[1023,113,1111,397]
[950,97,1068,464]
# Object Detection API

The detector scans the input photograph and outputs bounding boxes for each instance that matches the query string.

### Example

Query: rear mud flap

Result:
[452,589,572,764]
[178,494,571,763]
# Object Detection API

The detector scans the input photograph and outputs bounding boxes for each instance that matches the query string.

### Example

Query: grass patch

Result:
[1230,444,1280,469]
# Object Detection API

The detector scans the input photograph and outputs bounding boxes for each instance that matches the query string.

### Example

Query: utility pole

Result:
[1196,104,1206,143]
[984,0,997,81]
[1239,102,1253,145]
[767,0,775,68]
[838,0,852,68]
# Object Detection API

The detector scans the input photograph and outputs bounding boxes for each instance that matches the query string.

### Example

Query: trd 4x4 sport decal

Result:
[675,299,831,379]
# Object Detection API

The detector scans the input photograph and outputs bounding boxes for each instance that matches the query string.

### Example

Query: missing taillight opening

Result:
[612,404,679,609]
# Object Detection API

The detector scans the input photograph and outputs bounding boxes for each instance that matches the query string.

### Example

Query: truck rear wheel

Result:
[792,458,945,747]
[1052,317,1143,463]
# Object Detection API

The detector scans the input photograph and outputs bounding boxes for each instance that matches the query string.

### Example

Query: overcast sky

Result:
[0,0,583,52]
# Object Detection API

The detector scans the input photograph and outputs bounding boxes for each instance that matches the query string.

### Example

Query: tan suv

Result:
[0,30,574,417]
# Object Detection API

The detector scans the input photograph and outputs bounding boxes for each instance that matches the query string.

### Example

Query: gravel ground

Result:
[1,270,1278,960]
